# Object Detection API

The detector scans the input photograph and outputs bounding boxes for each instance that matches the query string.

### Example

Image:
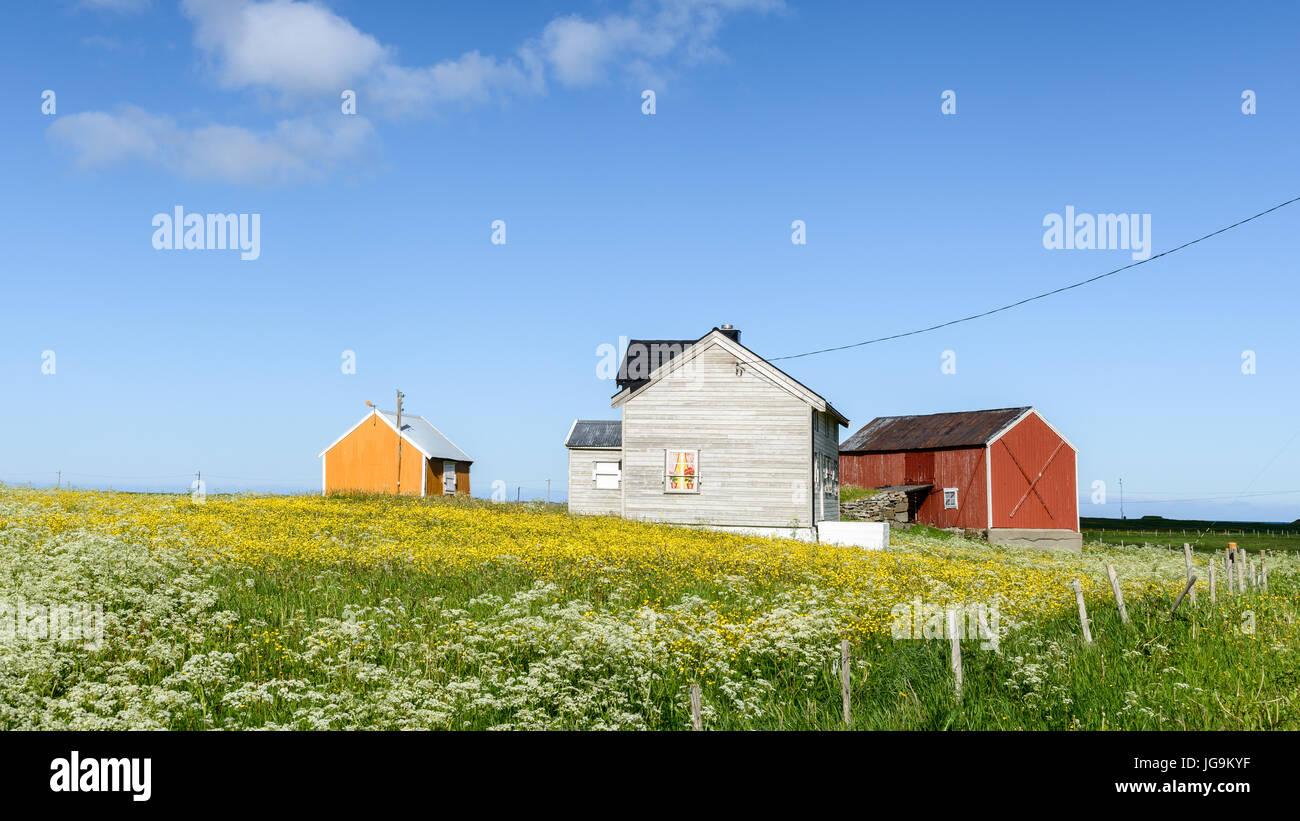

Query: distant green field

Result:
[1082,516,1300,553]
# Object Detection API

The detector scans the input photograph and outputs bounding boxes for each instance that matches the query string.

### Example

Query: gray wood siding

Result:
[567,448,622,516]
[812,409,841,522]
[620,343,813,528]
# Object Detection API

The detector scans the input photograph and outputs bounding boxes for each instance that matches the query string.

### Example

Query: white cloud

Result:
[47,106,375,184]
[48,0,779,184]
[537,0,783,89]
[182,0,388,94]
[179,0,780,108]
[539,15,647,88]
[369,51,543,114]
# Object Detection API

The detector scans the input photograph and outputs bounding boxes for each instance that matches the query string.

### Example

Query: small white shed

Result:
[564,419,623,515]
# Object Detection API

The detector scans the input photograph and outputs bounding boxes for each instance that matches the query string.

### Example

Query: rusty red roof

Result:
[840,407,1030,453]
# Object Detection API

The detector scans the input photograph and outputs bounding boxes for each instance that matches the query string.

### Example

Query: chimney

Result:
[718,324,740,343]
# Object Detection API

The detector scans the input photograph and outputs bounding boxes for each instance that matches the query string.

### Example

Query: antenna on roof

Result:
[395,389,405,495]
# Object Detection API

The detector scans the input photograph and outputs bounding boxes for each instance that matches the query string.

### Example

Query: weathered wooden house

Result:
[319,407,471,497]
[839,406,1080,551]
[564,326,848,539]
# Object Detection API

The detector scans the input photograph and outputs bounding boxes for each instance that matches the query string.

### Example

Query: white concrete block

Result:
[818,521,889,551]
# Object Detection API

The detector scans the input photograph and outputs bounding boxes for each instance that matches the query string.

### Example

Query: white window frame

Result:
[943,487,959,510]
[664,449,699,494]
[593,460,621,490]
[443,461,457,495]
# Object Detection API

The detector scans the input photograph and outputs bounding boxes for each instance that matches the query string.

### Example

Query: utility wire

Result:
[1194,421,1300,539]
[1088,488,1300,505]
[758,195,1300,364]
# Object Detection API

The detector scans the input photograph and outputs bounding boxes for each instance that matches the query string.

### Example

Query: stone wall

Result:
[841,489,911,523]
[842,488,989,544]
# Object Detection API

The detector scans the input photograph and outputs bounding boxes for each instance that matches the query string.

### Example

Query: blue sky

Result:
[1,0,1298,522]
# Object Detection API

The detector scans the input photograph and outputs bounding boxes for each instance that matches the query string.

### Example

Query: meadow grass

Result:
[744,590,1298,730]
[1082,516,1300,553]
[1087,530,1300,554]
[0,486,1295,730]
[839,485,880,504]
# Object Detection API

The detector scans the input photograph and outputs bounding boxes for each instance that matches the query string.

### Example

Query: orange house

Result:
[319,408,471,496]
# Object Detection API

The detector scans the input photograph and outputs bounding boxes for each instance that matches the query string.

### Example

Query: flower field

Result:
[1,486,1296,730]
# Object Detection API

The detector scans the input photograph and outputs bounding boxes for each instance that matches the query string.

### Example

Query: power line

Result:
[758,195,1300,364]
[1193,420,1300,538]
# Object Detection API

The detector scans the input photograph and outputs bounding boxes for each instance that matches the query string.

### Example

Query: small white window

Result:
[664,449,699,493]
[443,461,457,495]
[594,460,621,490]
[943,487,959,509]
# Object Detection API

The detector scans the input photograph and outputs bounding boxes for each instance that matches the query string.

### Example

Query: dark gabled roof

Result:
[616,339,697,391]
[612,327,848,427]
[840,407,1031,453]
[564,419,622,449]
[614,326,743,391]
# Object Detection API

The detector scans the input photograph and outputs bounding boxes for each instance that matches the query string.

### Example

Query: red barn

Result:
[839,407,1080,551]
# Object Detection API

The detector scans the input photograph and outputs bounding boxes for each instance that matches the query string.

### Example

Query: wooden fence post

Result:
[948,608,963,700]
[690,683,702,731]
[1183,544,1196,605]
[840,639,851,727]
[1236,554,1245,593]
[1106,564,1128,624]
[1208,560,1216,604]
[1224,552,1233,595]
[1072,580,1093,644]
[1262,556,1268,592]
[1171,575,1197,616]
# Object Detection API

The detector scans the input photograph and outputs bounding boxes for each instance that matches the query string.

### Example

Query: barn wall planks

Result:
[990,412,1076,530]
[918,447,989,530]
[842,447,988,529]
[620,343,813,528]
[840,451,904,488]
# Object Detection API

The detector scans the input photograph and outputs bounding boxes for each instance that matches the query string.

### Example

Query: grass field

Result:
[1082,516,1300,554]
[839,485,880,503]
[1,486,1296,730]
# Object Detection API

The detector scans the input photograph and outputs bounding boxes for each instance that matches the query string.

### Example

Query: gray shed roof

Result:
[375,410,472,462]
[564,419,622,449]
